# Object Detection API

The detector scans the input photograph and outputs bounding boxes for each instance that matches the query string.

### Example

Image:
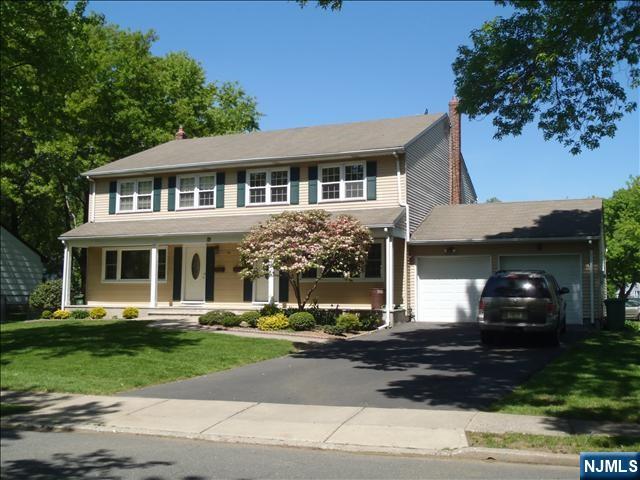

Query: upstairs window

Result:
[320,163,365,202]
[117,179,153,212]
[177,174,216,209]
[247,168,289,205]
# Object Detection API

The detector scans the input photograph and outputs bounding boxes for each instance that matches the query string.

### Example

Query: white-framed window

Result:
[301,241,384,282]
[177,174,216,209]
[319,162,366,202]
[117,178,153,212]
[102,247,167,283]
[247,168,289,205]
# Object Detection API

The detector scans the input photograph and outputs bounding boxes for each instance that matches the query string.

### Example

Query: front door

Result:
[183,246,206,302]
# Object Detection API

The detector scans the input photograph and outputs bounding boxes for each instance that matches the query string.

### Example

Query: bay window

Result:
[178,174,216,209]
[117,178,153,212]
[247,168,289,205]
[102,248,167,282]
[319,163,365,201]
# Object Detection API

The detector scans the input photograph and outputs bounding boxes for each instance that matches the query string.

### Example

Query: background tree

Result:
[238,210,373,309]
[604,177,640,299]
[485,197,502,203]
[297,1,639,155]
[1,1,261,274]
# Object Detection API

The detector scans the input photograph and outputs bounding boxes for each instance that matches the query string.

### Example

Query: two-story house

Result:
[60,98,605,327]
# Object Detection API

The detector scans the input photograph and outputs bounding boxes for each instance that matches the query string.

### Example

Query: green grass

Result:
[1,320,293,394]
[0,403,35,417]
[467,432,640,454]
[492,325,639,423]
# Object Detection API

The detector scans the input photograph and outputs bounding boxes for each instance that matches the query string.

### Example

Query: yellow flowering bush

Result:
[52,309,71,319]
[89,307,107,319]
[257,313,289,331]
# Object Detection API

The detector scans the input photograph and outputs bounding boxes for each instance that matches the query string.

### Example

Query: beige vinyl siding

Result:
[394,237,405,306]
[407,241,603,321]
[213,243,245,303]
[293,281,383,309]
[92,156,402,222]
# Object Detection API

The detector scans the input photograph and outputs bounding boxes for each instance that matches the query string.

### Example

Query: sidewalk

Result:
[2,391,638,464]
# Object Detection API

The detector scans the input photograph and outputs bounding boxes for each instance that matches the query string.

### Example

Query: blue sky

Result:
[88,0,639,202]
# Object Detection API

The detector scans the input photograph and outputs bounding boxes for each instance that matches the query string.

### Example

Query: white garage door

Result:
[499,255,583,324]
[417,256,491,323]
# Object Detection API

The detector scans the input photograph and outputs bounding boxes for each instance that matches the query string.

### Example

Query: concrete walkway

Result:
[2,391,638,458]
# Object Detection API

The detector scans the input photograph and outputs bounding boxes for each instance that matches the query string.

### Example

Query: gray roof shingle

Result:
[411,199,602,243]
[60,207,405,240]
[84,114,445,177]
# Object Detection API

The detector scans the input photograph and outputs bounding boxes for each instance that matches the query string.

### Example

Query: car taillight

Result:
[479,300,485,312]
[546,302,556,314]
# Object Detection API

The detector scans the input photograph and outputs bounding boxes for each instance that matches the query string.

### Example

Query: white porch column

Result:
[61,242,72,309]
[150,244,158,308]
[385,231,394,327]
[267,262,276,304]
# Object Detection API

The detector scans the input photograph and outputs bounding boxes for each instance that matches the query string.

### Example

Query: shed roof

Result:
[60,207,405,240]
[411,199,602,243]
[84,114,445,177]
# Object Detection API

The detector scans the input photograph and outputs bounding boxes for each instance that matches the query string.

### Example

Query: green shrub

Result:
[259,302,281,317]
[336,313,361,332]
[89,307,107,319]
[257,313,289,331]
[358,311,381,330]
[220,316,242,327]
[308,305,342,325]
[239,311,260,327]
[198,310,236,326]
[41,310,52,319]
[52,309,71,319]
[122,307,139,319]
[323,324,345,336]
[288,311,316,331]
[70,309,90,319]
[29,280,63,311]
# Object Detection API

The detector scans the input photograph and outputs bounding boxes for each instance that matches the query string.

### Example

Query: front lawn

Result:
[467,432,640,454]
[1,320,293,394]
[492,325,639,423]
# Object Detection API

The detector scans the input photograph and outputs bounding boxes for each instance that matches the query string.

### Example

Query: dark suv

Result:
[477,270,569,345]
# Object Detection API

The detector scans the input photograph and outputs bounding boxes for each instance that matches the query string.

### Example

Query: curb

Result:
[0,420,579,467]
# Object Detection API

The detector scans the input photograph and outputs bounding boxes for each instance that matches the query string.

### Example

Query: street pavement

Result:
[1,429,578,480]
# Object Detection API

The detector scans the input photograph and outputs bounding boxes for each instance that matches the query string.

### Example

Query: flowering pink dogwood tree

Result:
[238,210,373,310]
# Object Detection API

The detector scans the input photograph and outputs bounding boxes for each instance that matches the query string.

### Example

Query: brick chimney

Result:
[175,125,187,140]
[448,97,462,204]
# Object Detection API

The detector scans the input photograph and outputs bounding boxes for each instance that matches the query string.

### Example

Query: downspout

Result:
[396,151,411,324]
[589,239,595,325]
[88,176,96,223]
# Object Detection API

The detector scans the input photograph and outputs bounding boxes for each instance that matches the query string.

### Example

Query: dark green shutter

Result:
[290,167,299,205]
[172,247,182,301]
[366,161,377,200]
[108,181,117,214]
[205,246,215,301]
[153,177,162,212]
[308,166,318,204]
[243,278,252,301]
[168,176,176,211]
[278,272,289,302]
[237,171,246,207]
[216,172,225,208]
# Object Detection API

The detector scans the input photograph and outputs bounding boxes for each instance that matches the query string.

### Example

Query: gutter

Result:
[409,236,601,245]
[82,147,405,178]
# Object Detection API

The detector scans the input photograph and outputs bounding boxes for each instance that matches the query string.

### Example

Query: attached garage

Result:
[409,199,604,326]
[416,256,490,322]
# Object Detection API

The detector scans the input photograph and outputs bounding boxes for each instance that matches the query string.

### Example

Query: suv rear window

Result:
[482,275,551,299]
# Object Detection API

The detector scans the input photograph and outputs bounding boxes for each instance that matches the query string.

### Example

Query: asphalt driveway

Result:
[122,323,584,410]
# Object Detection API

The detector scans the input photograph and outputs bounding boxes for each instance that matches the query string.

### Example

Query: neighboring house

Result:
[1,225,45,319]
[60,98,605,325]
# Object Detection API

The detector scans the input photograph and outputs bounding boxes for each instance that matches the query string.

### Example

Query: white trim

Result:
[497,253,584,324]
[101,246,168,284]
[246,167,290,206]
[116,177,153,213]
[176,173,217,210]
[61,242,72,309]
[318,161,366,203]
[150,244,158,307]
[385,232,394,327]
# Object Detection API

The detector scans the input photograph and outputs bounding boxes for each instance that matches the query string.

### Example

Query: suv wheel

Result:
[480,331,494,345]
[546,327,561,347]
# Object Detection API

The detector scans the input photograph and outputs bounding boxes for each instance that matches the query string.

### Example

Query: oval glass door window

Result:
[191,253,200,279]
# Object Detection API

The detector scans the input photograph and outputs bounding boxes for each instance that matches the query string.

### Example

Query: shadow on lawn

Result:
[1,321,203,361]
